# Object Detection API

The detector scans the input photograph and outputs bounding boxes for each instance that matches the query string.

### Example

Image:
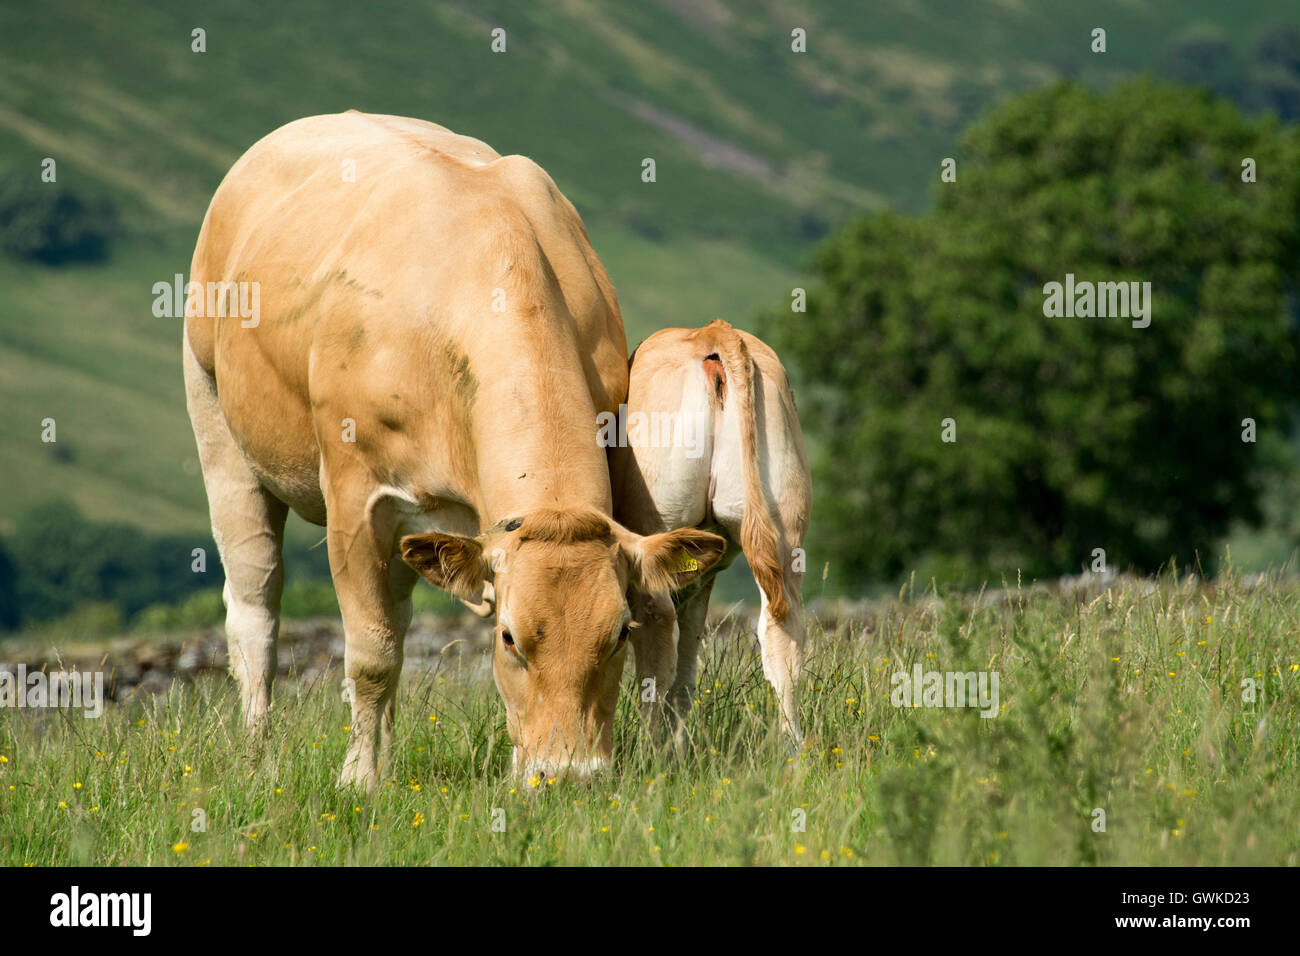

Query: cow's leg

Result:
[218,494,289,728]
[380,556,419,766]
[327,485,412,791]
[628,588,677,733]
[755,566,805,744]
[184,336,288,728]
[666,576,715,721]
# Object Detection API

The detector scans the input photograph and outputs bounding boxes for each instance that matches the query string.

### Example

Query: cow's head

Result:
[400,509,724,779]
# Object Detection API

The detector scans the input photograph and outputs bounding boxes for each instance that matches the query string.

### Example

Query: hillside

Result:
[1,0,1297,537]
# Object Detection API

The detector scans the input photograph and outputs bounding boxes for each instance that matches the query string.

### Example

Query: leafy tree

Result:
[0,540,19,630]
[764,80,1300,589]
[0,172,119,264]
[7,499,221,624]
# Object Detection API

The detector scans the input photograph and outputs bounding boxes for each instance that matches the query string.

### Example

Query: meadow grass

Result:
[2,570,1298,866]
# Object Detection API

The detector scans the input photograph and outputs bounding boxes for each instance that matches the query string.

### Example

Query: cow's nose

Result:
[520,756,609,782]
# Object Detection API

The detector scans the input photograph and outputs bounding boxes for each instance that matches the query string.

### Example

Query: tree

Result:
[764,80,1300,589]
[7,499,222,625]
[0,540,19,631]
[0,173,119,265]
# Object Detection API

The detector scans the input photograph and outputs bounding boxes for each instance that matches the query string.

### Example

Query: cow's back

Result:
[187,112,501,370]
[186,111,627,521]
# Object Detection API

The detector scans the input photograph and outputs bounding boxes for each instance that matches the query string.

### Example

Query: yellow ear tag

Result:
[672,551,700,574]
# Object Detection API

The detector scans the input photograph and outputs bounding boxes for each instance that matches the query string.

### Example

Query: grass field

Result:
[2,570,1297,866]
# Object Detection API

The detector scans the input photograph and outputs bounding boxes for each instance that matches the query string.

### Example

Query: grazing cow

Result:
[184,112,725,788]
[611,320,812,741]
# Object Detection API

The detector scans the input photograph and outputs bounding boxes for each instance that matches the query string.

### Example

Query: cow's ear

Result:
[400,533,490,603]
[623,528,727,594]
[459,581,496,618]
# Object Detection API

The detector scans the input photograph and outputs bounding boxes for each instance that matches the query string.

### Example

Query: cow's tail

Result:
[707,321,790,623]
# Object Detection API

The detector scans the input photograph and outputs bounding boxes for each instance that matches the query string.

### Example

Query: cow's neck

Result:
[467,347,614,524]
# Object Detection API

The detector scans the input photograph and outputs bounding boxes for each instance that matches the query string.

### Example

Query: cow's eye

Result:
[500,630,525,665]
[617,624,630,644]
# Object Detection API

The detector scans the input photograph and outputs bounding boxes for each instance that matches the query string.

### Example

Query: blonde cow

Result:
[184,112,726,788]
[611,320,812,741]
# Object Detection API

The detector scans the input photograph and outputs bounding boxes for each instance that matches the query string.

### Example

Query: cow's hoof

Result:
[240,699,271,731]
[337,753,379,792]
[336,768,378,793]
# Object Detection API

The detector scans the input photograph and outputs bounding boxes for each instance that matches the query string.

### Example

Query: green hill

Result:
[1,0,1296,538]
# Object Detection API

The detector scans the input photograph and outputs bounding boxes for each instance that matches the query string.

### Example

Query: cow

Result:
[183,111,726,789]
[610,320,812,742]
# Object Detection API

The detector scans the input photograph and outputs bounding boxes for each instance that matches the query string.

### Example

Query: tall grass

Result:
[2,571,1298,865]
